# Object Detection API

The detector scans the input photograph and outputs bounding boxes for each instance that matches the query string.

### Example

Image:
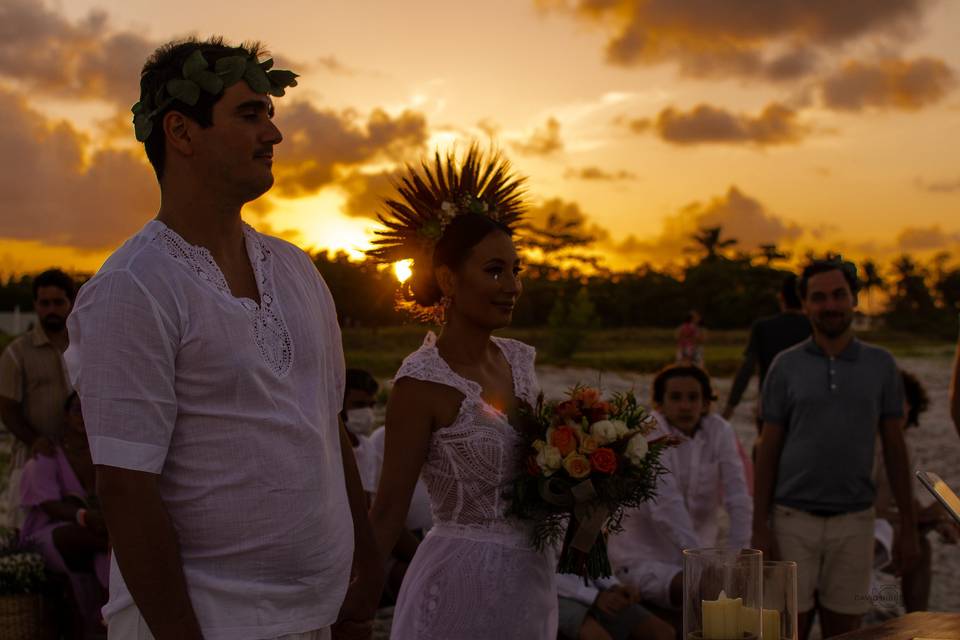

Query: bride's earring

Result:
[440,295,452,325]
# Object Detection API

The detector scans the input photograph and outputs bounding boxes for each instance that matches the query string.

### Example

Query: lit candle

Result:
[703,590,743,639]
[740,607,780,640]
[762,608,781,640]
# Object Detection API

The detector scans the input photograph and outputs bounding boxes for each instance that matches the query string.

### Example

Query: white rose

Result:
[590,420,618,445]
[610,419,630,439]
[536,445,563,475]
[625,434,649,465]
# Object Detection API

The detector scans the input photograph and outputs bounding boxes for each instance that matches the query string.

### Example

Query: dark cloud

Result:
[644,103,807,146]
[564,166,637,180]
[916,176,960,193]
[512,117,564,156]
[339,170,399,218]
[820,57,957,111]
[539,0,928,81]
[896,225,960,251]
[0,0,156,109]
[0,88,157,249]
[271,103,429,197]
[609,186,802,261]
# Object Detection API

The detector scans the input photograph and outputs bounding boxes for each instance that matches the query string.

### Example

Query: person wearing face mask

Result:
[342,368,381,501]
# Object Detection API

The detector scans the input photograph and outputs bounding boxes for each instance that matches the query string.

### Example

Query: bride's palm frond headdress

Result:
[368,144,527,265]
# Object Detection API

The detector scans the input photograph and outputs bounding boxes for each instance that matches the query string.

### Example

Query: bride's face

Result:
[445,230,522,330]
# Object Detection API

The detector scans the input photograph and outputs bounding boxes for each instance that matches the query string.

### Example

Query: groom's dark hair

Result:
[139,37,267,181]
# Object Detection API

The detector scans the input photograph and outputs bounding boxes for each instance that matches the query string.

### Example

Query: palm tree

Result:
[757,243,789,266]
[685,226,738,262]
[859,259,885,313]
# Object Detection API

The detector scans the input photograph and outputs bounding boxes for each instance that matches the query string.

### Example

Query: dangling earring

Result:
[440,295,452,325]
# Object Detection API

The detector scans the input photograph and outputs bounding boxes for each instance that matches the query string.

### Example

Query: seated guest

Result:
[609,365,753,625]
[873,370,959,614]
[556,572,675,640]
[342,368,381,500]
[20,391,108,635]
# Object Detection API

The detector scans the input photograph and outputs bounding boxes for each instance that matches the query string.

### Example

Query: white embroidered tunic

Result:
[389,333,558,639]
[65,220,352,640]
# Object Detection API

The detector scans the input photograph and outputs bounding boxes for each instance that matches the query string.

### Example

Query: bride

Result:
[367,146,557,639]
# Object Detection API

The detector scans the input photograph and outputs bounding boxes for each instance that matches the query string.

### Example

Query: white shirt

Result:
[352,434,381,494]
[608,412,753,608]
[367,426,433,532]
[65,221,353,640]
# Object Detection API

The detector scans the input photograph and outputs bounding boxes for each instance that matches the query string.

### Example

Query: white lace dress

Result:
[389,333,558,639]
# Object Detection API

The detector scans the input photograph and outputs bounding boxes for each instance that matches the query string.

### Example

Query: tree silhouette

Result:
[859,259,884,313]
[685,226,738,262]
[757,243,789,265]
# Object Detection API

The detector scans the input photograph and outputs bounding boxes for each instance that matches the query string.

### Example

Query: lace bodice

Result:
[395,333,539,534]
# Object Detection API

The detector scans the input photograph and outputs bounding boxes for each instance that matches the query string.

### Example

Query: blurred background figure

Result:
[675,311,705,366]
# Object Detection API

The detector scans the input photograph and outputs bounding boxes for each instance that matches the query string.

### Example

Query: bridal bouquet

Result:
[507,386,672,579]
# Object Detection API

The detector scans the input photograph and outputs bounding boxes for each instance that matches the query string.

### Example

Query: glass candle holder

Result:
[760,561,798,640]
[683,548,763,640]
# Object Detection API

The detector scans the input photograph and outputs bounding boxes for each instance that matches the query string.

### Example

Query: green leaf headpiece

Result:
[131,49,299,142]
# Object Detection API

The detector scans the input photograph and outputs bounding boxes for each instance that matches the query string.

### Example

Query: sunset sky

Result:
[1,0,958,275]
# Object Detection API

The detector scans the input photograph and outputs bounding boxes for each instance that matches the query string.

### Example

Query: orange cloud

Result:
[608,186,803,262]
[638,103,808,146]
[0,88,157,250]
[540,0,927,81]
[896,225,960,251]
[564,166,637,181]
[0,0,156,109]
[512,117,564,156]
[820,57,956,111]
[271,104,429,197]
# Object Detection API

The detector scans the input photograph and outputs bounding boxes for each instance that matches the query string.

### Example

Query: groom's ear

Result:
[435,265,455,297]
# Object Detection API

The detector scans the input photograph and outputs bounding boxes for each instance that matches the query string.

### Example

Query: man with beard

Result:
[752,259,919,640]
[0,269,75,526]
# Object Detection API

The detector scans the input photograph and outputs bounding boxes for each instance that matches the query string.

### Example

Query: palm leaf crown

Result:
[368,144,527,264]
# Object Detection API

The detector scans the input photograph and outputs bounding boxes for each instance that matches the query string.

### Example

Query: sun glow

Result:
[393,259,413,283]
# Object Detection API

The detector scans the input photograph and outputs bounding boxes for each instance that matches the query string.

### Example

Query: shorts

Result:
[108,605,331,640]
[772,504,875,615]
[557,596,651,640]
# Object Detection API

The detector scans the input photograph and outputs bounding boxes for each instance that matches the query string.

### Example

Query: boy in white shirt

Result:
[609,365,753,625]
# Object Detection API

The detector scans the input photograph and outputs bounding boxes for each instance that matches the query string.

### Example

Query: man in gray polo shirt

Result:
[752,259,918,640]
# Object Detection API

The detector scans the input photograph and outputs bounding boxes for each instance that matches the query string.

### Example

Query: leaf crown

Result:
[131,49,298,142]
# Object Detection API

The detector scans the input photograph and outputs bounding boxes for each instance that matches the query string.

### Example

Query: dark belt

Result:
[805,509,846,518]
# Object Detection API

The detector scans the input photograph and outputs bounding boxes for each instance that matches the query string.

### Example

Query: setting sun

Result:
[393,260,412,283]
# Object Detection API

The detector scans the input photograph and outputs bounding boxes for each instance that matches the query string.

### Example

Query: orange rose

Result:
[563,453,592,479]
[550,426,579,457]
[579,434,599,455]
[555,400,582,423]
[590,447,618,475]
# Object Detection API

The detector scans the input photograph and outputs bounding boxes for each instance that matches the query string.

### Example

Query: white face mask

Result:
[345,407,376,436]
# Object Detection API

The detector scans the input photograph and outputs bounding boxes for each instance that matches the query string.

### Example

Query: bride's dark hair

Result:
[405,213,514,309]
[368,144,526,321]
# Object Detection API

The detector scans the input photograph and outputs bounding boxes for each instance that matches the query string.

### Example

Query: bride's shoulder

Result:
[492,336,536,363]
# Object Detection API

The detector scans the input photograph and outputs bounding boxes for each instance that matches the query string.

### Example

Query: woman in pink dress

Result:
[20,391,108,636]
[368,147,557,639]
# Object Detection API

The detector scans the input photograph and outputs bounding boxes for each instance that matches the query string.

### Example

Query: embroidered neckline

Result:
[153,221,294,378]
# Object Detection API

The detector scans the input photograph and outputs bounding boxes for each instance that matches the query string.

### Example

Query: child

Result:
[608,365,753,621]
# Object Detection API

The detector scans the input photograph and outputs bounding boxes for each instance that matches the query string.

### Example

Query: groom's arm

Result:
[336,420,384,633]
[98,466,203,640]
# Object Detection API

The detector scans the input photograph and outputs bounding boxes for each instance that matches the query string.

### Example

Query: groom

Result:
[66,38,380,639]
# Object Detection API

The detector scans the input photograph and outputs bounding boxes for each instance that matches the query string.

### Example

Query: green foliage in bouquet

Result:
[506,386,673,578]
[0,528,46,596]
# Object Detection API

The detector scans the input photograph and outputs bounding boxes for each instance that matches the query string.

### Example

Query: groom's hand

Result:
[332,618,373,640]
